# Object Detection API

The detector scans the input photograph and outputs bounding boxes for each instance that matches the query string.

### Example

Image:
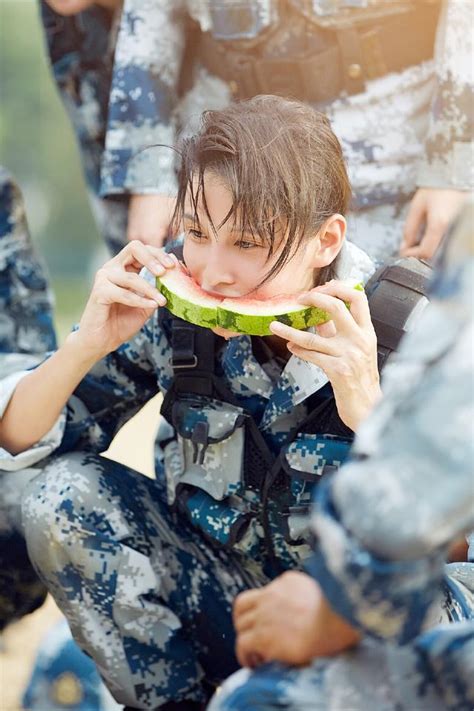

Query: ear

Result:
[309,214,346,268]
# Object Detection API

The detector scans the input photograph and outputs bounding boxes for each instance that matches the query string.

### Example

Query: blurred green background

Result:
[0,0,105,340]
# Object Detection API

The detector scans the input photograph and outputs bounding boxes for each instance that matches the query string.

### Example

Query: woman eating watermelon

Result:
[1,96,380,710]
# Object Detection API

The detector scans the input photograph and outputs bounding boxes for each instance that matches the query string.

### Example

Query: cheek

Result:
[45,0,94,15]
[183,241,204,280]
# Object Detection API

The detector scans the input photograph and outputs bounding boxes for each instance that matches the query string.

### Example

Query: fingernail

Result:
[163,254,174,266]
[152,261,165,275]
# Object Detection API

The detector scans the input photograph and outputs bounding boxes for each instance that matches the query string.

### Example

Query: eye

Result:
[186,228,206,241]
[236,240,261,250]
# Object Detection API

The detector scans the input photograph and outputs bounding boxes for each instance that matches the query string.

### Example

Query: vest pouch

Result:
[279,434,353,544]
[178,487,256,549]
[207,1,277,41]
[163,396,247,504]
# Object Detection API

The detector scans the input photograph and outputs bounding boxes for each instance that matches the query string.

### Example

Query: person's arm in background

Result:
[306,205,474,648]
[101,0,187,247]
[233,205,474,689]
[400,0,473,259]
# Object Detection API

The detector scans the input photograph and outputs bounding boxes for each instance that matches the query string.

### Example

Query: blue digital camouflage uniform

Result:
[39,1,128,254]
[102,0,474,265]
[0,166,56,630]
[0,244,374,709]
[210,202,474,710]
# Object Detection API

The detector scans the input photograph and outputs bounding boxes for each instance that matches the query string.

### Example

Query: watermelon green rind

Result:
[217,304,331,336]
[158,281,218,328]
[157,267,362,336]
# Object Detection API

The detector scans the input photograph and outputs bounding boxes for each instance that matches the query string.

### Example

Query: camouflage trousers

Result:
[208,625,474,711]
[22,452,272,709]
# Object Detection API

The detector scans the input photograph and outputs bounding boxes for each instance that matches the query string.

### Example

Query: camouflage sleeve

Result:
[307,209,474,643]
[100,0,186,197]
[39,2,115,197]
[416,0,474,190]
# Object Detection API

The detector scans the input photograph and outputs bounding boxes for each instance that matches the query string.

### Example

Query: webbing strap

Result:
[379,263,431,296]
[170,317,217,396]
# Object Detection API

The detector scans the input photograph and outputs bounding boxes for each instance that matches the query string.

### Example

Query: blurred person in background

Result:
[40,0,130,255]
[102,0,472,264]
[0,166,56,634]
[23,618,121,711]
[209,200,474,711]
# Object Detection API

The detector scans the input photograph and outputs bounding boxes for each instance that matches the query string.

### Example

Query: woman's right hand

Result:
[72,240,175,359]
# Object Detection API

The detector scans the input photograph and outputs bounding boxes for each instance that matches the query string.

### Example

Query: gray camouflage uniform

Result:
[0,243,373,708]
[39,1,128,254]
[0,166,56,629]
[210,202,474,711]
[102,0,474,265]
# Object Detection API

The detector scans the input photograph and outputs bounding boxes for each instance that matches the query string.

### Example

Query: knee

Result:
[22,452,103,548]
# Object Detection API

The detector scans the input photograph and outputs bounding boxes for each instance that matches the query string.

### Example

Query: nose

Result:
[201,245,236,293]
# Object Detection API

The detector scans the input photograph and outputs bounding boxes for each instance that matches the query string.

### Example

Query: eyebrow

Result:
[183,212,260,239]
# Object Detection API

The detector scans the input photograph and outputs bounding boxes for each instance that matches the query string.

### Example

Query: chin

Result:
[46,0,94,15]
[211,326,242,340]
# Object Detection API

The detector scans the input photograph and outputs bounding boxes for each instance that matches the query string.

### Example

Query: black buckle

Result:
[170,354,198,370]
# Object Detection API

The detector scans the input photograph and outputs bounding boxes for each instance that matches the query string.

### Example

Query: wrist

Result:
[63,330,108,367]
[339,382,382,432]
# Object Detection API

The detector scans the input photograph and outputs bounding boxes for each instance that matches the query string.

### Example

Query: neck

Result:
[95,0,121,10]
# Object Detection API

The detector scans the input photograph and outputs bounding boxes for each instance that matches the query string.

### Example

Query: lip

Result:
[200,287,243,299]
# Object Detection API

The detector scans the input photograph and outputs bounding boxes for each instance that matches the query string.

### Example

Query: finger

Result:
[111,269,166,306]
[401,245,425,259]
[295,289,357,336]
[317,320,337,338]
[233,610,258,635]
[401,196,425,251]
[233,589,261,620]
[236,631,265,669]
[310,281,372,331]
[118,240,176,276]
[98,281,161,310]
[286,345,345,379]
[415,218,447,260]
[269,321,339,356]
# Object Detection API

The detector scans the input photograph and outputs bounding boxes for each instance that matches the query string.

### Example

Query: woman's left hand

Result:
[270,280,381,431]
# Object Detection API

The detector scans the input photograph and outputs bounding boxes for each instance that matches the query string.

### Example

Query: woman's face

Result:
[182,173,344,338]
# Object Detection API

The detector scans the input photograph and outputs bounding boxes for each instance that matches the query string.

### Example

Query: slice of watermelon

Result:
[157,262,220,329]
[218,296,331,336]
[157,262,360,336]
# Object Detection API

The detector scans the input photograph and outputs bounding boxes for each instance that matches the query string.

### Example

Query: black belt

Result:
[198,2,440,103]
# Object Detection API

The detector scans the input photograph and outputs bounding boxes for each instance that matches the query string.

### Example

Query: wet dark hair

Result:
[172,95,351,288]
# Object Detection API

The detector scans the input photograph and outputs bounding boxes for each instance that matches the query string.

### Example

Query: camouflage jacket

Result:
[0,166,56,361]
[39,1,128,253]
[0,242,372,566]
[101,0,473,209]
[308,203,474,708]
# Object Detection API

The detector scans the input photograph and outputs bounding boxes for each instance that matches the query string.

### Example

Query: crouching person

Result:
[209,203,474,711]
[1,97,378,709]
[0,166,57,630]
